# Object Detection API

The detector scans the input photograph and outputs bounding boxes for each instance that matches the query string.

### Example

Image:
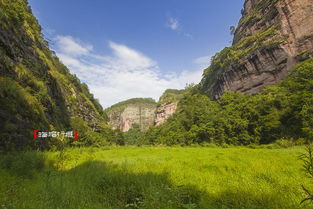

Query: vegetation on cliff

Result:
[0,0,111,151]
[233,0,279,44]
[105,98,156,114]
[157,89,185,106]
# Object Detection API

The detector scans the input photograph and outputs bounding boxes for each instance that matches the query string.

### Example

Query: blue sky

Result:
[28,0,244,107]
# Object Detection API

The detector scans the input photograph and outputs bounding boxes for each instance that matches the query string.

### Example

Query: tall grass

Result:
[0,147,311,209]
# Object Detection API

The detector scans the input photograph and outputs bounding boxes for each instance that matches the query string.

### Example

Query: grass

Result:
[0,146,312,209]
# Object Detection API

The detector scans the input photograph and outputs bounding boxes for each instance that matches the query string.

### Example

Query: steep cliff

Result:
[155,102,178,126]
[107,90,185,131]
[155,89,184,126]
[106,98,157,132]
[200,0,313,99]
[0,0,104,149]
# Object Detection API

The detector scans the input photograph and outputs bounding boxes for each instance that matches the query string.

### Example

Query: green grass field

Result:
[0,146,312,209]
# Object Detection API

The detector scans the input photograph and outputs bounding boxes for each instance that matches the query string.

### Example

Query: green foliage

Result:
[0,0,41,35]
[300,146,313,204]
[158,89,185,105]
[69,117,111,147]
[100,124,125,146]
[0,77,47,121]
[233,0,279,43]
[123,124,145,145]
[106,98,156,114]
[0,76,49,150]
[230,26,236,36]
[238,9,262,29]
[142,59,313,146]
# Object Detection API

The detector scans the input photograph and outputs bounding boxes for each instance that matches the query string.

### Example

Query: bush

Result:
[274,139,295,148]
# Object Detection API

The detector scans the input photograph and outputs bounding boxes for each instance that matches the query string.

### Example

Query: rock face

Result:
[109,104,156,132]
[154,89,184,126]
[201,0,313,99]
[106,90,184,131]
[155,102,178,126]
[106,98,157,132]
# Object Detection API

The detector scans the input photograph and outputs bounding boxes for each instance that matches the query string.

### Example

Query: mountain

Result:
[0,0,105,150]
[106,89,185,132]
[200,0,313,99]
[105,98,157,132]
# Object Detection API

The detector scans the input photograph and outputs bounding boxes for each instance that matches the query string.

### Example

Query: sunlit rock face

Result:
[155,102,178,126]
[201,0,313,99]
[107,103,157,132]
[106,90,184,132]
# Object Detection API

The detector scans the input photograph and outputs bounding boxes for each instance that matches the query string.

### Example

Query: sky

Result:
[28,0,244,108]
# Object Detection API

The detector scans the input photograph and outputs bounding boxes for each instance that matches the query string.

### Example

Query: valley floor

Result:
[0,146,312,209]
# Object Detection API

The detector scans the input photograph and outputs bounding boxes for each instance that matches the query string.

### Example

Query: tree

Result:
[230,26,236,36]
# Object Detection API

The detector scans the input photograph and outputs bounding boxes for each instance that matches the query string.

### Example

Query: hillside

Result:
[0,0,106,150]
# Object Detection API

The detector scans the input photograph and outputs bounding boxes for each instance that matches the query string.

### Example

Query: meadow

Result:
[0,146,312,209]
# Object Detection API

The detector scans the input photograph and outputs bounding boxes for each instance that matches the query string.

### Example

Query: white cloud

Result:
[167,17,180,30]
[166,17,194,40]
[54,36,203,108]
[193,55,212,68]
[55,35,93,57]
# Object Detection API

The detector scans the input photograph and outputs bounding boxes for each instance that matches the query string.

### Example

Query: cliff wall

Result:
[201,0,313,99]
[107,89,185,131]
[106,98,156,132]
[0,0,104,149]
[155,102,178,126]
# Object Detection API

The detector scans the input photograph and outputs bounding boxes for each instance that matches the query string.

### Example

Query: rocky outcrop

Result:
[153,89,184,126]
[106,98,157,132]
[155,102,178,126]
[201,0,313,99]
[107,90,184,131]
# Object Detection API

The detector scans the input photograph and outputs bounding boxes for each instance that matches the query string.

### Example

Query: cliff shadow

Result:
[39,160,301,209]
[41,160,204,209]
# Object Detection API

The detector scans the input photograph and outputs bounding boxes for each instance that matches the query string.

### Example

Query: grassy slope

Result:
[0,147,311,209]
